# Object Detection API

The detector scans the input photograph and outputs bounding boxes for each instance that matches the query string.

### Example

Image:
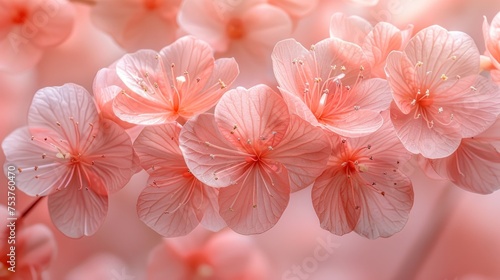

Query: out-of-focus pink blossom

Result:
[0,206,56,279]
[483,12,500,69]
[0,0,75,72]
[425,118,500,194]
[114,36,239,126]
[312,112,414,239]
[179,85,330,234]
[147,229,270,280]
[386,25,500,159]
[268,0,318,19]
[178,0,292,85]
[134,122,226,237]
[90,0,182,52]
[330,13,413,78]
[1,84,136,238]
[272,37,392,137]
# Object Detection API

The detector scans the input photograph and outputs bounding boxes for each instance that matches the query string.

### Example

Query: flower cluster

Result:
[3,7,500,244]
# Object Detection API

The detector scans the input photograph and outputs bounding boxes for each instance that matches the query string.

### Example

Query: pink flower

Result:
[312,112,414,239]
[330,13,413,78]
[114,36,239,125]
[178,0,292,85]
[272,38,392,137]
[134,122,226,237]
[268,0,318,19]
[386,25,500,159]
[426,118,500,194]
[1,84,136,238]
[0,0,75,72]
[0,207,56,279]
[147,229,270,280]
[483,12,500,70]
[179,85,330,234]
[90,0,182,52]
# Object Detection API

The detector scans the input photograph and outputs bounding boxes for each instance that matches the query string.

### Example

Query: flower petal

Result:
[18,224,56,269]
[218,164,290,234]
[48,180,108,238]
[270,115,330,192]
[329,12,372,45]
[214,85,290,151]
[147,239,190,280]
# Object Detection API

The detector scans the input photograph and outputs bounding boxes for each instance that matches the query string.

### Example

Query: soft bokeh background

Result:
[1,0,500,279]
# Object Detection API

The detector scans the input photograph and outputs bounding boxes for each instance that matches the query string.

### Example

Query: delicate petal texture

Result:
[115,36,239,125]
[214,85,289,151]
[181,85,329,233]
[180,114,250,188]
[329,12,372,45]
[48,179,108,238]
[387,25,500,158]
[363,22,414,78]
[313,112,414,239]
[270,115,330,192]
[134,123,225,237]
[272,37,388,137]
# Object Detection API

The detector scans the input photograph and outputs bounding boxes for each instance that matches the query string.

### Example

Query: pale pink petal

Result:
[355,166,414,239]
[430,138,500,194]
[483,13,500,67]
[218,164,290,234]
[84,119,136,194]
[312,167,360,236]
[329,12,372,45]
[137,176,203,237]
[404,25,480,89]
[269,115,330,192]
[113,92,176,125]
[214,85,290,152]
[2,127,69,196]
[17,224,56,269]
[241,4,293,58]
[268,0,318,18]
[346,78,392,111]
[177,0,228,52]
[48,179,108,238]
[28,84,100,148]
[0,34,43,72]
[347,0,379,6]
[199,188,227,232]
[385,50,419,114]
[363,22,405,78]
[320,109,384,138]
[180,114,250,188]
[28,0,75,48]
[278,87,319,126]
[120,15,177,52]
[179,57,239,118]
[433,75,500,138]
[390,101,461,158]
[491,69,500,84]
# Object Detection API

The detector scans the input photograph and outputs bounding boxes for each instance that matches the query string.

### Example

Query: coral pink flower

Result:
[147,229,270,280]
[91,0,182,52]
[386,25,500,159]
[426,118,500,194]
[114,36,239,125]
[0,207,56,279]
[272,38,392,137]
[483,12,500,70]
[312,112,414,239]
[179,85,330,234]
[0,0,75,72]
[268,0,318,19]
[1,84,136,238]
[134,123,226,237]
[330,13,413,78]
[178,0,292,85]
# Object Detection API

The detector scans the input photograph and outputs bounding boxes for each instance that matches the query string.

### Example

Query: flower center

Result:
[11,8,28,24]
[143,0,160,10]
[226,18,245,40]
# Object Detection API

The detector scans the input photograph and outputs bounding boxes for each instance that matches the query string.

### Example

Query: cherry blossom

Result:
[0,0,75,72]
[330,13,413,78]
[147,229,270,280]
[134,122,226,237]
[114,36,239,125]
[179,85,330,234]
[272,37,392,137]
[312,112,414,239]
[268,0,319,19]
[386,25,500,159]
[1,84,136,238]
[483,12,500,70]
[90,0,182,52]
[425,118,500,194]
[0,206,56,279]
